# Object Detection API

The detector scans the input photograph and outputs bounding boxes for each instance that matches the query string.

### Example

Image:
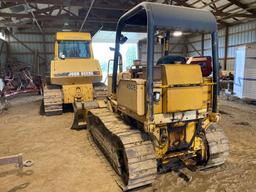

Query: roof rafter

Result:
[227,0,256,14]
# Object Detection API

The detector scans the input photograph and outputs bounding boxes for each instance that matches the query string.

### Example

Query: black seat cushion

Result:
[157,55,186,65]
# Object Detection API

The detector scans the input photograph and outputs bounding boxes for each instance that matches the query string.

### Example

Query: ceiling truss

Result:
[0,0,255,35]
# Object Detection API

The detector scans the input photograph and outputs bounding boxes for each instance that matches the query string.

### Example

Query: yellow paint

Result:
[54,32,94,60]
[202,77,213,108]
[160,64,205,113]
[117,79,146,116]
[163,86,203,112]
[162,64,203,85]
[62,84,93,104]
[56,32,91,41]
[113,63,214,164]
[185,122,196,143]
[50,59,102,85]
[49,31,102,104]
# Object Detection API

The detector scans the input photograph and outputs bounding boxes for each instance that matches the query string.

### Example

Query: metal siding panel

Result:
[9,32,55,69]
[204,50,212,57]
[226,59,235,71]
[219,37,224,47]
[189,36,201,42]
[219,47,224,58]
[172,45,183,52]
[227,47,236,58]
[138,38,185,65]
[204,39,211,50]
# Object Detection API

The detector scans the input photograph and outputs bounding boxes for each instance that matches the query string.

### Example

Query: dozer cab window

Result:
[58,40,91,59]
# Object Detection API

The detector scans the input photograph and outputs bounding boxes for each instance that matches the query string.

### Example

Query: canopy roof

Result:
[118,2,217,33]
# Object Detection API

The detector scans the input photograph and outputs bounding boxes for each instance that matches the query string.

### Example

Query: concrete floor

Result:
[1,95,256,192]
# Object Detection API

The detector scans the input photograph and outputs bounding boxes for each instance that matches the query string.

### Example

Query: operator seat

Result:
[157,55,187,65]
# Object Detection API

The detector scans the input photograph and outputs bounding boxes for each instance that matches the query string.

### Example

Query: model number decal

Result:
[127,83,136,91]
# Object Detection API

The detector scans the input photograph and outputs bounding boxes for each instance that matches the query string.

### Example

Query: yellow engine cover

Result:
[162,64,203,85]
[162,64,204,113]
[163,86,203,112]
[117,79,146,116]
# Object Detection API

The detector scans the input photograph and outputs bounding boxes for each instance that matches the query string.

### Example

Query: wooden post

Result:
[223,26,229,70]
[42,32,47,71]
[201,33,204,56]
[33,50,39,76]
[183,37,188,56]
[6,30,11,59]
[0,41,4,76]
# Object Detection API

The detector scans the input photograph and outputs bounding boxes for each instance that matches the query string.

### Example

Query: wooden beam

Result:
[0,41,5,55]
[33,5,60,14]
[213,12,256,18]
[0,12,118,23]
[2,52,53,55]
[15,32,55,35]
[7,30,11,59]
[189,0,201,6]
[3,0,131,11]
[172,0,192,7]
[223,26,229,70]
[0,41,5,75]
[227,0,256,14]
[42,32,47,62]
[200,0,222,9]
[10,41,54,44]
[219,2,233,11]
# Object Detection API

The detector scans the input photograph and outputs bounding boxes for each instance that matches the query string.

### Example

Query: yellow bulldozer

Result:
[86,2,229,191]
[43,32,106,129]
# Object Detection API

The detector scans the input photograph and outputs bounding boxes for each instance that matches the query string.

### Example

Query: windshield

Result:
[58,40,91,58]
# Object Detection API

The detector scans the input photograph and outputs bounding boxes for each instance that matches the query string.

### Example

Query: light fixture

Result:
[62,22,72,31]
[0,31,5,40]
[173,31,182,37]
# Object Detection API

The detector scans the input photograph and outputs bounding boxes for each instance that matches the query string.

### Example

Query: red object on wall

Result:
[187,56,212,77]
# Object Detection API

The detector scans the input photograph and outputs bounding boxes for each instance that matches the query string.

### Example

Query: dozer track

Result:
[200,124,229,170]
[93,82,108,100]
[43,85,63,116]
[88,108,157,191]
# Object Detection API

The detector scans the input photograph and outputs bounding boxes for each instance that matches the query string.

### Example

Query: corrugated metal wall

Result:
[188,20,256,71]
[138,37,185,65]
[8,29,55,75]
[0,39,7,76]
[138,20,256,70]
[1,20,255,76]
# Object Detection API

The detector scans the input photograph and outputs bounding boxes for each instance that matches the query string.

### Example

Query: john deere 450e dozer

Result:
[87,2,229,190]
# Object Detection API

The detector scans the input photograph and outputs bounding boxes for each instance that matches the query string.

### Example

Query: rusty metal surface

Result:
[0,153,23,168]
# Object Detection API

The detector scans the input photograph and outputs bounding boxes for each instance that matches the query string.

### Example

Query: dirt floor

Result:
[1,95,256,192]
